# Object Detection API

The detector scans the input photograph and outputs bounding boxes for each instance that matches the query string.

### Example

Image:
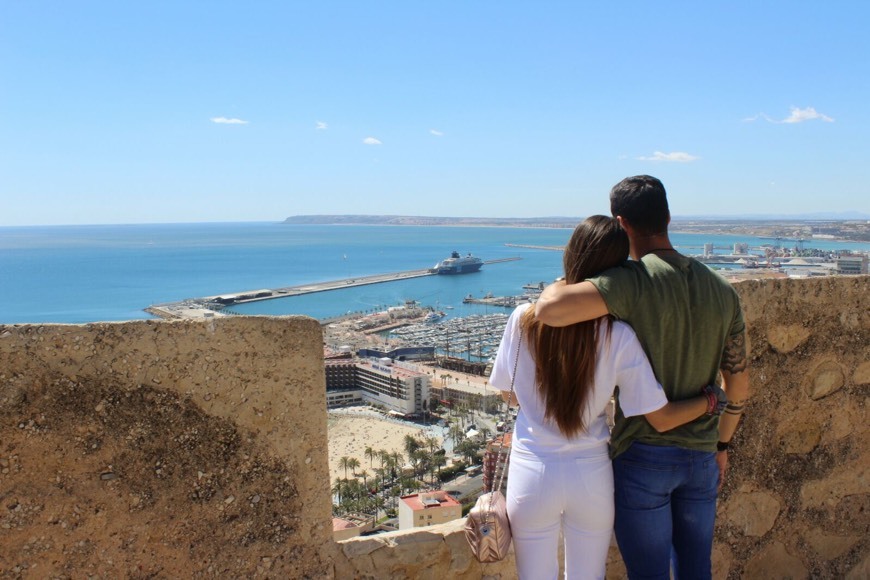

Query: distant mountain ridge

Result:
[282,215,582,227]
[284,213,869,226]
[283,214,870,242]
[675,211,870,221]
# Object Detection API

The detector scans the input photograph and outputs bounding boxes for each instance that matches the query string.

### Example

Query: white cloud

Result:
[742,106,833,124]
[742,113,774,123]
[637,151,699,163]
[429,129,444,136]
[316,121,328,130]
[782,106,834,123]
[363,137,382,145]
[210,117,248,125]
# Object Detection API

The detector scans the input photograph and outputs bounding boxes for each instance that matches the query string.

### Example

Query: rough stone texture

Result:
[767,323,812,354]
[803,358,846,400]
[334,519,515,579]
[712,545,732,580]
[723,488,781,537]
[0,316,336,578]
[743,541,808,579]
[718,276,869,579]
[846,552,870,580]
[800,463,868,508]
[853,360,870,385]
[775,409,822,454]
[805,528,860,560]
[1,275,868,579]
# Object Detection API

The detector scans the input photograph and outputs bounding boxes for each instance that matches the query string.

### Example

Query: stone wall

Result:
[715,276,868,579]
[1,276,867,579]
[0,316,336,578]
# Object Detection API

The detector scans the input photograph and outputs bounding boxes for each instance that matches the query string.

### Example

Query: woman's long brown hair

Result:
[520,215,629,437]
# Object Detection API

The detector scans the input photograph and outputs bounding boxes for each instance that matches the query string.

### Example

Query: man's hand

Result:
[702,383,728,415]
[716,450,728,492]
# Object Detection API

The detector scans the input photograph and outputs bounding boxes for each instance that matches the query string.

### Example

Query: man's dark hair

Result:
[609,175,670,236]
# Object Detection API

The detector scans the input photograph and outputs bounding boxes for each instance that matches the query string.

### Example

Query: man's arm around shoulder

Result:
[535,280,609,327]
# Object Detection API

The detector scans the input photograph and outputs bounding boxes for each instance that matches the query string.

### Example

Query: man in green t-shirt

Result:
[536,175,750,579]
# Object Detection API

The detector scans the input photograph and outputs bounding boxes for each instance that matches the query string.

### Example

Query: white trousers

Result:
[505,444,614,580]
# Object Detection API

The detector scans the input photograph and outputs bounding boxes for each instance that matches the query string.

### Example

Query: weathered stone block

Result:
[743,541,807,579]
[712,544,732,579]
[805,528,859,560]
[723,490,781,537]
[776,414,822,454]
[853,361,870,385]
[767,323,812,354]
[443,521,475,573]
[803,359,846,400]
[341,535,385,558]
[801,464,869,508]
[846,552,870,580]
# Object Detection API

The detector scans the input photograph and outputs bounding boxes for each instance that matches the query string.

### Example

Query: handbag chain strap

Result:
[490,324,522,504]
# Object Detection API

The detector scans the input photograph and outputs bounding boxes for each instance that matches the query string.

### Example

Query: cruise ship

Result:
[430,251,484,275]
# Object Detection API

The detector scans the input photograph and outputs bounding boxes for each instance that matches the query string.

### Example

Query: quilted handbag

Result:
[464,325,522,563]
[465,490,512,562]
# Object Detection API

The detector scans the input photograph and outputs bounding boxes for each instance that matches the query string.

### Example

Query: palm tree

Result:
[455,438,482,464]
[424,436,439,454]
[390,451,403,480]
[403,434,421,457]
[449,423,465,448]
[358,469,369,491]
[391,450,403,465]
[348,457,361,477]
[340,479,364,514]
[332,477,344,506]
[390,484,402,510]
[371,494,386,520]
[410,448,428,481]
[402,476,422,495]
[432,453,448,484]
[373,467,386,497]
[339,456,351,481]
[365,446,376,469]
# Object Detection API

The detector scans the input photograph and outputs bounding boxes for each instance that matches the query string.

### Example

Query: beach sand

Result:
[327,409,442,483]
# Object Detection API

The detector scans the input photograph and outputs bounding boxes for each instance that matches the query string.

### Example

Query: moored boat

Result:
[430,251,483,275]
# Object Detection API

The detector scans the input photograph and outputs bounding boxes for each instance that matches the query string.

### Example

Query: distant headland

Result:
[283,215,870,242]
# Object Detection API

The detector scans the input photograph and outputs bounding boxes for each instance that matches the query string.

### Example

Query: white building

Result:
[836,255,868,275]
[324,358,430,415]
[398,491,463,530]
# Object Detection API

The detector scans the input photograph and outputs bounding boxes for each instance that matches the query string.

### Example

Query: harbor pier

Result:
[145,258,522,319]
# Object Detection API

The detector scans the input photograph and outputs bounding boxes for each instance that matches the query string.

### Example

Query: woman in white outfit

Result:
[489,216,717,580]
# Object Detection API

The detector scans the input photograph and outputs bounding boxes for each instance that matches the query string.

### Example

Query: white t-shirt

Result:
[489,304,667,455]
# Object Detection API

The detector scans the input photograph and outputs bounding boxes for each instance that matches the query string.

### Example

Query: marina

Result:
[387,312,510,363]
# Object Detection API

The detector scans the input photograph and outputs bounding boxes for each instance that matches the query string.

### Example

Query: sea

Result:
[2,222,868,325]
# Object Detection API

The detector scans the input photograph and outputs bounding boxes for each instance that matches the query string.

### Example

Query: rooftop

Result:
[400,491,462,511]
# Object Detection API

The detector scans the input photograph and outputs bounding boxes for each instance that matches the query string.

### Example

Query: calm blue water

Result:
[1,222,866,324]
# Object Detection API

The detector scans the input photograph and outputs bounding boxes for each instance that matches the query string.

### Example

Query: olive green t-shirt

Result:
[588,253,745,458]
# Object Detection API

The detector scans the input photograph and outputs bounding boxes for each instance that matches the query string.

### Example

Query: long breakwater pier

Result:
[145,257,521,320]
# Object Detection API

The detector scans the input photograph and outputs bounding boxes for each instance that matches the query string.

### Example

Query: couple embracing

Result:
[490,175,750,580]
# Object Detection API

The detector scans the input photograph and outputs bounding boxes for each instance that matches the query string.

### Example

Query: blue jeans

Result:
[613,442,719,580]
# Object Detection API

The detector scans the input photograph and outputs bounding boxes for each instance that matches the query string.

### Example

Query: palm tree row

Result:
[332,433,487,518]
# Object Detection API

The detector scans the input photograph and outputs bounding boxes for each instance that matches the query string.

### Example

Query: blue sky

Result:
[2,1,868,226]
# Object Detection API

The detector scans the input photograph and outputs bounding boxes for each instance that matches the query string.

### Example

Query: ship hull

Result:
[436,263,483,275]
[431,251,484,274]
